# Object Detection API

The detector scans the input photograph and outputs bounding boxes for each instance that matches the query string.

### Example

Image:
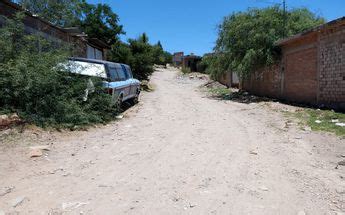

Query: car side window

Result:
[121,65,131,79]
[125,66,133,79]
[108,67,120,81]
[116,67,127,81]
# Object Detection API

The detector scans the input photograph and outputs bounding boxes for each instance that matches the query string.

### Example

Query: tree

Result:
[18,0,82,27]
[212,6,325,79]
[75,2,124,45]
[152,41,165,65]
[126,35,155,80]
[139,33,149,44]
[18,0,124,45]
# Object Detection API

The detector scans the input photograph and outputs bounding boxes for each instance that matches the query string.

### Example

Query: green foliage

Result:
[127,34,155,80]
[200,53,230,79]
[211,6,325,79]
[109,34,172,80]
[18,0,124,45]
[19,0,82,27]
[16,0,171,80]
[0,14,117,128]
[181,67,191,74]
[287,109,345,136]
[74,2,124,45]
[208,87,232,100]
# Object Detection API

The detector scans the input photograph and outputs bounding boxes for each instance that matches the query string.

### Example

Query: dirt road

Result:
[1,68,345,214]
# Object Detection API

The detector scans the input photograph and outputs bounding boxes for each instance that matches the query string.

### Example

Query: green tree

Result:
[212,6,325,79]
[18,0,82,27]
[18,0,124,45]
[75,2,124,45]
[127,35,155,80]
[152,41,165,65]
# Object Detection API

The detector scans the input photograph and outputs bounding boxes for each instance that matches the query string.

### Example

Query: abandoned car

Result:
[64,58,141,107]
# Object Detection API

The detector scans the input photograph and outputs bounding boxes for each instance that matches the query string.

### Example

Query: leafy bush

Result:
[109,33,172,80]
[0,13,117,128]
[210,6,325,79]
[181,67,191,74]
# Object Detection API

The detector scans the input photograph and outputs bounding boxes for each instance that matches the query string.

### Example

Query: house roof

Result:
[276,16,345,46]
[1,0,68,33]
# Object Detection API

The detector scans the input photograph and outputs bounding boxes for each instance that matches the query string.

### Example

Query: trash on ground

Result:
[116,115,124,119]
[62,202,89,211]
[11,196,27,208]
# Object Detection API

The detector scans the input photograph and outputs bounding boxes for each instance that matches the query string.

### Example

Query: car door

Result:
[107,65,121,103]
[116,64,131,100]
[122,65,137,97]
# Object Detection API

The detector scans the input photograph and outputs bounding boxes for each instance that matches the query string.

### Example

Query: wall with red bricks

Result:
[242,64,281,98]
[282,44,318,104]
[241,18,345,110]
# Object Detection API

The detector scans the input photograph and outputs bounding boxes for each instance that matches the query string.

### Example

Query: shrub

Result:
[0,13,117,128]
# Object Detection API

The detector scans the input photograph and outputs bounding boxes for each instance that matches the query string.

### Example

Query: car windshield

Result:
[61,60,107,79]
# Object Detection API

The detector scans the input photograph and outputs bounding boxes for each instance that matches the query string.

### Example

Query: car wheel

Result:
[115,95,123,111]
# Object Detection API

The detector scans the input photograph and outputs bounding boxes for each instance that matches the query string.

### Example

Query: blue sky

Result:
[88,0,344,56]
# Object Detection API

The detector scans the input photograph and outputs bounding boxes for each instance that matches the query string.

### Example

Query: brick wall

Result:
[318,24,345,108]
[282,43,318,104]
[241,18,345,110]
[242,64,281,98]
[218,71,232,87]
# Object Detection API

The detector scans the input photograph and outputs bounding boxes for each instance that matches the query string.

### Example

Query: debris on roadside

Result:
[0,113,23,129]
[140,80,154,92]
[29,145,50,158]
[116,115,124,119]
[315,120,322,124]
[0,186,14,197]
[29,148,43,158]
[62,202,89,211]
[259,186,269,191]
[11,196,28,208]
[335,160,345,169]
[297,210,306,215]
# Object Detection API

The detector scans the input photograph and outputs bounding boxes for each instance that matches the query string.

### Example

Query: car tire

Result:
[115,95,123,111]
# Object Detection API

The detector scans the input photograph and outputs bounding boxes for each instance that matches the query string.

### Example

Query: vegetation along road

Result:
[1,67,345,214]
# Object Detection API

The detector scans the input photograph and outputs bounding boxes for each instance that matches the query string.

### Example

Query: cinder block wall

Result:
[318,24,345,108]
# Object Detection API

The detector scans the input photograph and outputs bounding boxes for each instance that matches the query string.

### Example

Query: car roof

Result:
[69,57,130,68]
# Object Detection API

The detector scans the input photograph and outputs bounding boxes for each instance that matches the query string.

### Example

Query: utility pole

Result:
[282,0,287,37]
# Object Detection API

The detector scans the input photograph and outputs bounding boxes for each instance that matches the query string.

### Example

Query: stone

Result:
[259,186,269,191]
[116,115,124,119]
[29,148,43,158]
[11,196,27,208]
[297,211,306,215]
[0,186,14,197]
[30,145,50,151]
[338,160,345,166]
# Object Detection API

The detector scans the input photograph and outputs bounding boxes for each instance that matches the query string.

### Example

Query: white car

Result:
[65,57,141,107]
